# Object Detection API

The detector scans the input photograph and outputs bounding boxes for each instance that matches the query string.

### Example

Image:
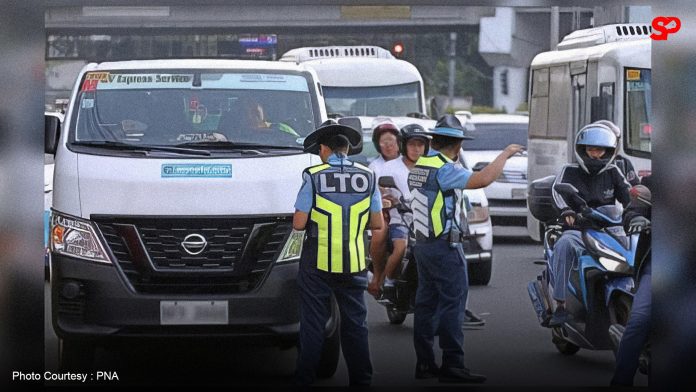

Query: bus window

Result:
[548,65,571,138]
[624,68,651,156]
[529,68,549,137]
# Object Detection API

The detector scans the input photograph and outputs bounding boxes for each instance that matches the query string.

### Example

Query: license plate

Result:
[512,188,527,199]
[160,301,228,325]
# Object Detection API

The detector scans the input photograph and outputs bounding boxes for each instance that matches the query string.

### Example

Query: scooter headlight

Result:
[50,210,111,264]
[583,233,627,272]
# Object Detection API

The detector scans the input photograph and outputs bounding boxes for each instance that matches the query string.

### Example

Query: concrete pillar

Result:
[493,66,527,113]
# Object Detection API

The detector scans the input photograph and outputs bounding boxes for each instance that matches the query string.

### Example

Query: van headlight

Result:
[467,204,490,224]
[50,210,111,264]
[277,230,305,263]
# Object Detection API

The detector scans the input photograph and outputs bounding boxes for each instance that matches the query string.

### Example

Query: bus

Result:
[279,45,427,118]
[526,23,652,241]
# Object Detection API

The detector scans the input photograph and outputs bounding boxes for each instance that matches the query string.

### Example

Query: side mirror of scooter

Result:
[378,176,397,189]
[554,183,588,210]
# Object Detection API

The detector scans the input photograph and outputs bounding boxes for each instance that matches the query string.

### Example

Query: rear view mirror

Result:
[378,176,397,188]
[45,115,61,154]
[472,162,489,172]
[554,183,587,209]
[337,116,363,155]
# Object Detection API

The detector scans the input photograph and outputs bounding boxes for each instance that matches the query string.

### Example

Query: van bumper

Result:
[51,254,302,344]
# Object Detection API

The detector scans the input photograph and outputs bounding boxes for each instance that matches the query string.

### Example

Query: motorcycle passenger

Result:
[408,115,523,383]
[368,117,401,175]
[368,118,402,297]
[292,119,384,386]
[372,124,431,300]
[548,122,632,327]
[612,177,652,386]
[594,120,640,186]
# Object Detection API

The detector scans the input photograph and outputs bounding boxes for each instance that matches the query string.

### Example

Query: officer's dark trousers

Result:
[295,266,372,386]
[612,260,651,386]
[413,239,468,370]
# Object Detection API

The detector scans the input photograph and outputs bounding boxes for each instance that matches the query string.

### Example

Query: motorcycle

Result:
[371,175,418,325]
[527,180,649,359]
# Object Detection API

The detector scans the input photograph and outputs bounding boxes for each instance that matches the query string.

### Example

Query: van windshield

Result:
[71,71,317,150]
[323,82,420,117]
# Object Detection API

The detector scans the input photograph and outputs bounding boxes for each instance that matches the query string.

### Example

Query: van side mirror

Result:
[45,115,61,154]
[472,162,489,172]
[337,116,363,155]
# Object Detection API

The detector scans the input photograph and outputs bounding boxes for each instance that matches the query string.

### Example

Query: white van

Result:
[282,46,494,285]
[46,59,341,373]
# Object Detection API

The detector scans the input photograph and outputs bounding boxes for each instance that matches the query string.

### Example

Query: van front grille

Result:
[93,216,292,294]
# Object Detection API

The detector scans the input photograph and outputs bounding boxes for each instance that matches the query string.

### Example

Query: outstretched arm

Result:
[465,144,525,189]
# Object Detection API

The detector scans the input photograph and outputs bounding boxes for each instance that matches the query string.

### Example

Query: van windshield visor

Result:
[323,82,420,117]
[71,71,317,150]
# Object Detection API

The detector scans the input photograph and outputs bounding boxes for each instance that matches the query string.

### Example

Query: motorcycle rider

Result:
[548,121,633,327]
[371,124,431,301]
[368,118,401,297]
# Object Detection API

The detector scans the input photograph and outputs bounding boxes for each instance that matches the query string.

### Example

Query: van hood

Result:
[77,153,316,218]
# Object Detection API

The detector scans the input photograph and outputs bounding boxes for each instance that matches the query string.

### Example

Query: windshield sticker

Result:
[176,133,227,142]
[94,74,194,90]
[626,69,641,81]
[161,164,232,178]
[81,72,110,91]
[81,99,95,109]
[202,74,309,92]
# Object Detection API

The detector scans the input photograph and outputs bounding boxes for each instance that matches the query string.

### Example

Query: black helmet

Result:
[574,121,618,175]
[400,123,432,155]
[371,118,400,156]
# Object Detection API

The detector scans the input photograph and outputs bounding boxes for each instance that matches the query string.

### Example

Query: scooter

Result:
[527,182,643,356]
[372,175,418,325]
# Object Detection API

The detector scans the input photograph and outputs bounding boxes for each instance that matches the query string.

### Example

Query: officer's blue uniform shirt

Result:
[294,153,383,213]
[427,148,472,234]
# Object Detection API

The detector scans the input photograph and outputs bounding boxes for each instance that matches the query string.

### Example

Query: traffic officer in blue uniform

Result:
[292,119,384,386]
[408,115,523,383]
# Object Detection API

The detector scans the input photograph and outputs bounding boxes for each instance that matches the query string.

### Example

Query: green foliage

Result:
[470,105,506,114]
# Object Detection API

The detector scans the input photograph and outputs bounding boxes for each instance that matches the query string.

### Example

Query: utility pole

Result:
[448,32,457,110]
[550,6,560,50]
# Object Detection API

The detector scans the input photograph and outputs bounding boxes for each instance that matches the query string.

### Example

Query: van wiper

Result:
[176,141,303,150]
[73,140,211,156]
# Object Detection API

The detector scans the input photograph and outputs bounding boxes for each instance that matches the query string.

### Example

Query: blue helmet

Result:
[428,114,473,140]
[574,122,618,175]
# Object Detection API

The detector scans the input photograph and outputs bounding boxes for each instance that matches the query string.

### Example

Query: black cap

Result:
[303,119,363,155]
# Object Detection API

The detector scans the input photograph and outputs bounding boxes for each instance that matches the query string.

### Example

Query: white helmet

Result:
[574,121,619,175]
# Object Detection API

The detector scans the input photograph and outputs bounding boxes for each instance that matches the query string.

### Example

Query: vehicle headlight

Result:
[584,233,626,271]
[50,210,111,264]
[467,204,489,224]
[277,229,305,263]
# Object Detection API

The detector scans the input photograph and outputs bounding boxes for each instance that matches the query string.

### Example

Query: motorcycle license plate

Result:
[160,301,228,325]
